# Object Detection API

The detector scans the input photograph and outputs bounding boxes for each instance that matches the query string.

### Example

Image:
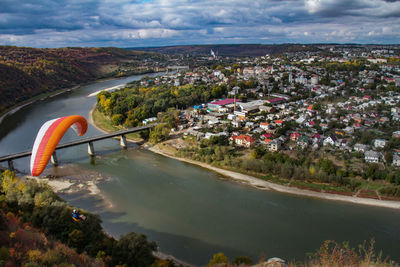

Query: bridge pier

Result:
[120,135,127,149]
[7,160,14,171]
[88,142,95,156]
[51,152,58,166]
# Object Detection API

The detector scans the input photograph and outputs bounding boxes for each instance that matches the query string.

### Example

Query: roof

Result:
[268,97,286,103]
[209,98,241,106]
[232,135,256,142]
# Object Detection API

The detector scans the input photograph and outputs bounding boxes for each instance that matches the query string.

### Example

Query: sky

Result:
[0,0,399,48]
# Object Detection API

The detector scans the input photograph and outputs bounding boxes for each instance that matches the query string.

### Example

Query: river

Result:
[0,74,399,265]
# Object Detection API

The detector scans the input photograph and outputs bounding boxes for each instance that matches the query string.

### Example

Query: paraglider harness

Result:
[72,209,86,222]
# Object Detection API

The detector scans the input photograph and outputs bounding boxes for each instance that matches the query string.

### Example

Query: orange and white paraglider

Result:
[30,115,88,176]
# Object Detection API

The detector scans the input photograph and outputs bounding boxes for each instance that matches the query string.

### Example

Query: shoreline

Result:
[149,145,400,210]
[0,72,132,127]
[0,84,80,126]
[88,107,400,210]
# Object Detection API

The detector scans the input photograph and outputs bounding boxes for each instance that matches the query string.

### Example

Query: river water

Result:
[0,74,399,265]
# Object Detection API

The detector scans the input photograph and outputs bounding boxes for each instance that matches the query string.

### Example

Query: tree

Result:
[207,252,229,267]
[234,256,253,266]
[112,232,157,267]
[149,124,170,144]
[111,114,124,125]
[384,151,393,165]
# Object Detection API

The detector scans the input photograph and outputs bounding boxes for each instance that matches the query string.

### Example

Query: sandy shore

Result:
[87,84,125,97]
[149,144,400,210]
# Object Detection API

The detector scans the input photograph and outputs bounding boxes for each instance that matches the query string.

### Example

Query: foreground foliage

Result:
[206,239,397,266]
[0,170,158,266]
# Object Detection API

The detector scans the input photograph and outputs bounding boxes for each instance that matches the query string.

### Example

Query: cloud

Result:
[0,0,399,47]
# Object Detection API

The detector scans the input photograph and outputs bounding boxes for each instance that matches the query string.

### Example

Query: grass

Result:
[92,109,144,142]
[290,180,351,192]
[260,174,290,185]
[92,109,120,132]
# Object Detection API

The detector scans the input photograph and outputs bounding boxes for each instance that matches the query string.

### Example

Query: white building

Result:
[364,150,380,163]
[373,139,387,149]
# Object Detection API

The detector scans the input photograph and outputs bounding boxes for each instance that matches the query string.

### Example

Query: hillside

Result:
[129,44,321,57]
[0,170,162,267]
[0,210,104,266]
[0,46,153,112]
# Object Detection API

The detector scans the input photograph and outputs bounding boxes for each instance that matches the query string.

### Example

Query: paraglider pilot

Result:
[72,209,86,222]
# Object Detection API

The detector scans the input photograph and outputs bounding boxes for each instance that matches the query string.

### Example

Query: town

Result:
[121,45,400,196]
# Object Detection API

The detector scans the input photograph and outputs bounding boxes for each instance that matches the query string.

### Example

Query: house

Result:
[253,127,264,134]
[142,117,157,125]
[267,139,281,152]
[364,150,380,163]
[260,122,271,130]
[260,133,273,139]
[311,134,321,144]
[373,139,387,149]
[393,131,400,138]
[323,135,337,146]
[290,132,301,141]
[245,122,256,129]
[344,126,354,134]
[363,95,371,101]
[393,154,400,167]
[354,143,368,153]
[274,120,284,126]
[297,135,309,148]
[326,107,336,114]
[231,120,242,128]
[306,121,315,127]
[230,135,257,148]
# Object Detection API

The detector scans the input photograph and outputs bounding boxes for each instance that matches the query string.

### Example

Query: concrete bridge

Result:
[0,124,156,171]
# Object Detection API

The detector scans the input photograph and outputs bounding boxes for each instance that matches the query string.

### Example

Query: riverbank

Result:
[89,108,400,210]
[0,72,133,127]
[149,144,400,210]
[0,85,80,126]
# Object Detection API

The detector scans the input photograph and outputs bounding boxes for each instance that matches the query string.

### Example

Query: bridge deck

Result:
[0,124,156,162]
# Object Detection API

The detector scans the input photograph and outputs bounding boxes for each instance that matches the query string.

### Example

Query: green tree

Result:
[112,232,157,267]
[207,252,229,267]
[111,114,124,125]
[149,124,170,144]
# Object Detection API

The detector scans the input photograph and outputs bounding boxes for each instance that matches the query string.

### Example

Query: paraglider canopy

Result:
[30,115,88,176]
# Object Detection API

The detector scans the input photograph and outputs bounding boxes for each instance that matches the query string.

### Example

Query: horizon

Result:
[0,0,399,48]
[2,43,400,50]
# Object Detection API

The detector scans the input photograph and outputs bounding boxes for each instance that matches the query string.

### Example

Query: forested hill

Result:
[0,46,151,112]
[129,44,321,57]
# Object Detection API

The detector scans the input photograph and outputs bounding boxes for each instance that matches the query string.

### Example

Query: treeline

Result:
[96,82,227,127]
[0,170,175,266]
[0,46,154,112]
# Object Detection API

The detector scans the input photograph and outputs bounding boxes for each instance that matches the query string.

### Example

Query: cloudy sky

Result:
[0,0,399,48]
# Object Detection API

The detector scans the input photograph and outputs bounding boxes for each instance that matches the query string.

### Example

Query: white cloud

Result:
[0,0,399,47]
